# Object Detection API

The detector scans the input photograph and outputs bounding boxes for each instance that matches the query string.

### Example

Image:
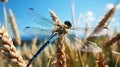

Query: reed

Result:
[0,26,25,67]
[9,9,21,46]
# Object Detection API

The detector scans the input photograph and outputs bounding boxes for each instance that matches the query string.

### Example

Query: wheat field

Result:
[0,0,120,67]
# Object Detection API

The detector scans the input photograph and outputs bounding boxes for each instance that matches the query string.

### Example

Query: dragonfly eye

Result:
[64,21,72,29]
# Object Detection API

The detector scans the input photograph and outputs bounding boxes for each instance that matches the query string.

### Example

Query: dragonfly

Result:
[25,8,110,67]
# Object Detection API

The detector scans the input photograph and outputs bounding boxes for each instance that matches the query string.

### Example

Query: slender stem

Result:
[115,56,119,67]
[78,51,84,67]
[47,55,52,67]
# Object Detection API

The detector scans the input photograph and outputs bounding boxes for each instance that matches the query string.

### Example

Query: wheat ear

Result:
[30,37,37,54]
[97,4,116,28]
[0,26,25,67]
[104,33,120,48]
[87,4,116,41]
[3,6,8,32]
[49,10,66,67]
[1,0,8,3]
[95,53,107,67]
[49,9,62,30]
[9,9,21,46]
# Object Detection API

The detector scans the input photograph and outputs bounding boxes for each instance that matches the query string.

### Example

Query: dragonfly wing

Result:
[70,27,111,37]
[28,8,54,28]
[80,41,102,52]
[67,34,102,52]
[26,33,59,67]
[24,26,53,36]
[90,27,111,37]
[69,28,90,39]
[67,33,84,50]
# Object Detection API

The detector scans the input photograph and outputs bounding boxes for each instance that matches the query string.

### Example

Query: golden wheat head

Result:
[0,26,25,67]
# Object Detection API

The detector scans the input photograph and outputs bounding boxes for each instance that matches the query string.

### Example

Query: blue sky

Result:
[0,0,120,37]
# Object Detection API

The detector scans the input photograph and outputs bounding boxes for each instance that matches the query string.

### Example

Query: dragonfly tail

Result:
[26,33,59,67]
[26,40,50,67]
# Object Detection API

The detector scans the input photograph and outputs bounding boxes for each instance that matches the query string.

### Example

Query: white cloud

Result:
[116,4,120,9]
[87,11,93,17]
[76,11,96,28]
[106,3,120,10]
[86,11,96,22]
[106,3,114,10]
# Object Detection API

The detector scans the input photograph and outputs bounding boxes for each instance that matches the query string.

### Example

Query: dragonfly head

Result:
[64,21,72,29]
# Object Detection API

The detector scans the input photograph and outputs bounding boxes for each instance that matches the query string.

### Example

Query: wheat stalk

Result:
[112,51,120,67]
[9,9,21,46]
[3,6,8,32]
[56,36,66,67]
[71,0,75,26]
[30,37,37,54]
[22,42,32,60]
[49,9,62,30]
[95,53,107,67]
[86,4,116,41]
[49,10,66,67]
[97,3,116,28]
[0,26,25,67]
[84,22,91,42]
[104,33,120,48]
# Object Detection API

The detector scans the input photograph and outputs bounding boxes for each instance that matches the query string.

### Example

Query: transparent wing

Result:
[90,27,111,37]
[67,27,106,52]
[70,27,111,37]
[66,33,84,50]
[66,33,102,52]
[24,26,53,36]
[28,8,54,28]
[80,41,102,52]
[67,29,86,49]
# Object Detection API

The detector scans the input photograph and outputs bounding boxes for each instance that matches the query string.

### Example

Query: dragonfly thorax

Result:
[56,27,67,35]
[53,21,71,35]
[52,25,68,36]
